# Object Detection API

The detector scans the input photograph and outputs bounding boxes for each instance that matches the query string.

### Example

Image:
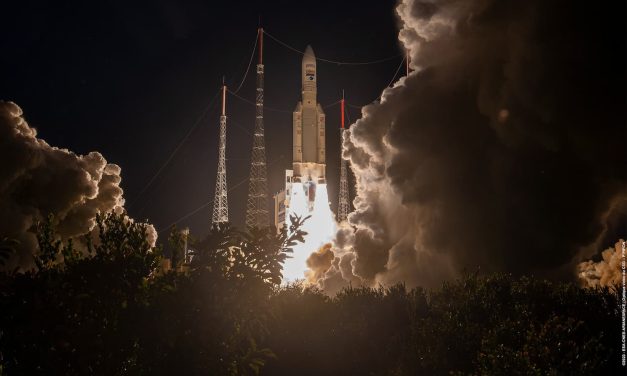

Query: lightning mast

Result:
[245,27,270,228]
[338,91,350,223]
[212,80,229,225]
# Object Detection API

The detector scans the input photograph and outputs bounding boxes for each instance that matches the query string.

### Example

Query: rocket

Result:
[292,45,326,204]
[277,45,329,227]
[282,45,327,214]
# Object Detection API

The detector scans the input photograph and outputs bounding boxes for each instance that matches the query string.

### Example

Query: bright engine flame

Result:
[282,183,337,282]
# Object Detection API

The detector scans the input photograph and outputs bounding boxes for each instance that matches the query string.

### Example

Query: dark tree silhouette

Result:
[0,238,17,268]
[0,213,620,375]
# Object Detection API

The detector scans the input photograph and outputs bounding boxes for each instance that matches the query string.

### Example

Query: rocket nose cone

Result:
[304,45,315,59]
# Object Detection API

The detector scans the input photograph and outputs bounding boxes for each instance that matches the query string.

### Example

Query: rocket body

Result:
[278,45,336,280]
[292,45,325,186]
[278,44,336,256]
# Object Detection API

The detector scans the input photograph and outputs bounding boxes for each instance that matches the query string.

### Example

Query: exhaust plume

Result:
[305,243,334,285]
[0,101,156,270]
[321,0,626,291]
[578,240,625,288]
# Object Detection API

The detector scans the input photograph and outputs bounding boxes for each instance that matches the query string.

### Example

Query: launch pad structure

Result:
[208,31,358,231]
[337,94,350,223]
[245,28,270,228]
[211,82,229,225]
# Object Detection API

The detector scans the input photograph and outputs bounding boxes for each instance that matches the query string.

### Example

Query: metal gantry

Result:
[338,94,350,222]
[212,82,229,225]
[246,28,270,228]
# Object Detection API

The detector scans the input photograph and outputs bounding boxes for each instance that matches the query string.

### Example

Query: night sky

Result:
[2,0,625,286]
[1,6,626,373]
[1,0,400,236]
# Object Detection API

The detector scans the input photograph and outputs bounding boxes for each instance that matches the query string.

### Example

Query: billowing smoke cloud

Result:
[305,243,334,285]
[0,101,156,270]
[578,240,625,288]
[321,0,626,291]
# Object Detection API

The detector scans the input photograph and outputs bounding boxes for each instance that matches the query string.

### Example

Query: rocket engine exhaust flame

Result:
[283,184,336,282]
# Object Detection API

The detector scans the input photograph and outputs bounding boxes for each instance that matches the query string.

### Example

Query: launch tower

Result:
[337,94,350,222]
[245,28,270,228]
[211,82,229,225]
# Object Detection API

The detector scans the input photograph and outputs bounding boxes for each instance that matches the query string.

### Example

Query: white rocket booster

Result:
[293,45,325,186]
[278,44,336,262]
[279,45,335,279]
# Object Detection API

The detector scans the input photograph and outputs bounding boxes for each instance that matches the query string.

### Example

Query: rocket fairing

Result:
[293,45,326,185]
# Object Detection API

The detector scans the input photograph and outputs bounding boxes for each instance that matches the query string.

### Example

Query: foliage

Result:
[167,224,186,270]
[1,211,161,375]
[88,211,154,260]
[34,213,77,269]
[0,213,621,375]
[0,238,18,267]
[190,215,307,286]
[262,274,621,376]
[0,213,306,375]
[233,215,307,285]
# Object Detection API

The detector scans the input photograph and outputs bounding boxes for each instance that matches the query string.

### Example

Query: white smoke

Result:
[315,0,626,292]
[578,240,625,288]
[0,101,156,270]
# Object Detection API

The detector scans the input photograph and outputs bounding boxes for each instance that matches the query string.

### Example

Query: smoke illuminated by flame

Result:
[282,184,336,282]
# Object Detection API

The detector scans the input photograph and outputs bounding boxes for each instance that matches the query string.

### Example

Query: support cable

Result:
[228,89,341,114]
[346,55,407,110]
[129,87,222,208]
[228,89,293,113]
[263,30,402,65]
[345,104,352,127]
[158,155,285,233]
[232,29,260,93]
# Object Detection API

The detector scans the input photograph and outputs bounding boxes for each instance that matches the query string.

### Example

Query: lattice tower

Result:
[212,83,229,225]
[246,28,270,228]
[338,95,350,222]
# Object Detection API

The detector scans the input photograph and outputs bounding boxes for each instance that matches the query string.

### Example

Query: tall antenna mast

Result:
[338,90,350,223]
[245,27,270,228]
[212,79,229,225]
